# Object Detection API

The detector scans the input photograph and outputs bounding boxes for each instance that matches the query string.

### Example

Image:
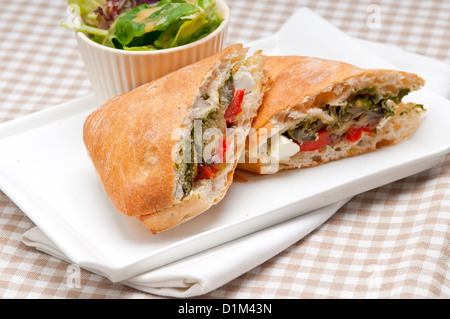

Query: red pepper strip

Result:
[196,163,220,181]
[346,126,372,142]
[224,89,245,127]
[215,137,231,163]
[298,130,332,152]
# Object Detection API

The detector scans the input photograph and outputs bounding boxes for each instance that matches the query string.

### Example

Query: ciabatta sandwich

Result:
[83,44,266,233]
[238,56,425,174]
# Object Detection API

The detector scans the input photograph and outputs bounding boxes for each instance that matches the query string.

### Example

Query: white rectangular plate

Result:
[1,8,449,282]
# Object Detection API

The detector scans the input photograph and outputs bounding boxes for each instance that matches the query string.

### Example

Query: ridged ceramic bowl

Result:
[76,0,229,103]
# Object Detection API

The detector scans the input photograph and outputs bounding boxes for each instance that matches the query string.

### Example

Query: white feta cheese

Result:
[277,135,301,161]
[233,66,255,93]
[269,134,300,162]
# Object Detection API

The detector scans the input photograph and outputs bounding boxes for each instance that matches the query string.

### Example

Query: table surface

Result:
[1,0,449,299]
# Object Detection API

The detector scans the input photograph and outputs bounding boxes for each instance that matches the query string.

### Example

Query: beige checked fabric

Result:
[0,0,449,298]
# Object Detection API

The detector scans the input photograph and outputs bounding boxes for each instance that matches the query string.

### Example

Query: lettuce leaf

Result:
[68,0,105,27]
[166,8,222,48]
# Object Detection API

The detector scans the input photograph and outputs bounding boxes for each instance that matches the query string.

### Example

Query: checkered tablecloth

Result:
[1,0,449,298]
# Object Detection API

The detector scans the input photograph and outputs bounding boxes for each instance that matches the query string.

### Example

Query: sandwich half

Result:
[83,44,266,233]
[238,56,426,174]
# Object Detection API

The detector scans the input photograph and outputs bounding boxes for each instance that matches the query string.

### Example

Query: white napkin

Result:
[23,198,350,297]
[21,41,450,298]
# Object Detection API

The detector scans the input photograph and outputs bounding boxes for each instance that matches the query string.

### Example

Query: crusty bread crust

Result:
[253,56,424,130]
[238,56,425,174]
[137,160,234,233]
[138,51,267,233]
[83,44,266,233]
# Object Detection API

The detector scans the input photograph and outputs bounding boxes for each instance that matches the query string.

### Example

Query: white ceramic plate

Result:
[1,8,449,282]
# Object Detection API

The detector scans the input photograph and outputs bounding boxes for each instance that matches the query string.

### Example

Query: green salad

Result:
[62,0,224,50]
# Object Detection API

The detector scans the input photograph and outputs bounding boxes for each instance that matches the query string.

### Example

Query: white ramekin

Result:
[76,0,229,103]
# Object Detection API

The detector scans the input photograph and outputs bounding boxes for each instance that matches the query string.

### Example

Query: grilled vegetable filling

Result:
[283,87,419,152]
[177,76,246,197]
